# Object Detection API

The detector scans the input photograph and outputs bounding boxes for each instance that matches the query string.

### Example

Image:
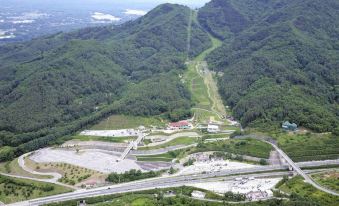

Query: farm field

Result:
[194,138,272,159]
[278,176,339,206]
[311,170,339,193]
[71,135,134,143]
[25,158,103,186]
[276,132,339,162]
[0,175,72,204]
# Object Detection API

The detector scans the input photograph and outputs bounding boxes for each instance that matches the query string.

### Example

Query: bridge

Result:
[233,134,339,196]
[119,132,146,161]
[264,140,339,196]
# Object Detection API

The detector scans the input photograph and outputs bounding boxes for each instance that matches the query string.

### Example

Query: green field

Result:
[0,158,51,179]
[275,132,339,162]
[138,137,198,151]
[71,135,134,143]
[311,170,339,193]
[192,108,220,123]
[0,175,72,204]
[137,138,272,160]
[194,138,272,159]
[185,61,211,110]
[278,176,339,206]
[137,153,178,162]
[91,115,166,130]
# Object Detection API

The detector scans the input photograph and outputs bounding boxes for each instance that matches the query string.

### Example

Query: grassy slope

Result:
[184,11,226,124]
[0,158,51,179]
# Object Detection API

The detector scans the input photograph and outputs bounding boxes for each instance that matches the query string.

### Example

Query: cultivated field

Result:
[0,175,72,204]
[91,115,166,130]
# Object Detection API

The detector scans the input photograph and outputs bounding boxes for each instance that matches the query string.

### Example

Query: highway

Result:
[8,160,339,206]
[9,166,286,206]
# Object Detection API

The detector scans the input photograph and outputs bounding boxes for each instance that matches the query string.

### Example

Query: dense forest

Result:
[0,4,211,160]
[0,0,338,161]
[199,0,339,132]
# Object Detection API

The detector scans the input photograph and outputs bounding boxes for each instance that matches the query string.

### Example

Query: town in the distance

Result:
[0,0,338,206]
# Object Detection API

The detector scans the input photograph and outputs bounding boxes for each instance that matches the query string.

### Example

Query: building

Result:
[168,121,191,130]
[191,190,206,199]
[246,191,268,201]
[282,121,297,131]
[207,124,220,133]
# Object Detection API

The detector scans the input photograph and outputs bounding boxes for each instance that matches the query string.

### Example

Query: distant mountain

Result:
[0,4,211,160]
[199,0,339,133]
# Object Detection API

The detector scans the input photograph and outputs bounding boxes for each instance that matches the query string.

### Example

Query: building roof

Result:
[169,121,189,127]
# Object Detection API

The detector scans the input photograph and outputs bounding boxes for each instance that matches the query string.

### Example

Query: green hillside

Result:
[199,0,339,132]
[0,4,211,160]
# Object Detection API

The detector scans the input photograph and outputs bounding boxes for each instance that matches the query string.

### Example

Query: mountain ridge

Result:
[0,4,211,160]
[199,0,339,132]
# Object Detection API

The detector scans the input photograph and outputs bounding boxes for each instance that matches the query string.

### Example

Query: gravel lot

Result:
[178,160,259,175]
[188,177,282,194]
[30,148,142,174]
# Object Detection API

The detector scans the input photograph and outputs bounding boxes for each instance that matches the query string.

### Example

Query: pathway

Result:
[120,132,146,160]
[17,153,76,189]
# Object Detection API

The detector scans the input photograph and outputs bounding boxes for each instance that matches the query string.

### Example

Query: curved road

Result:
[16,153,77,189]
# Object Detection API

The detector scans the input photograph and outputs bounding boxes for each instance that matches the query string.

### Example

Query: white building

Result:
[191,190,206,199]
[207,124,220,133]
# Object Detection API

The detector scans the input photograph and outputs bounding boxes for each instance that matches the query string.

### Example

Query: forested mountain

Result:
[1,0,338,161]
[0,4,211,160]
[199,0,339,132]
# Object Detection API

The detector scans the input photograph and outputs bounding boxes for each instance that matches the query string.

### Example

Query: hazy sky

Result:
[0,0,211,9]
